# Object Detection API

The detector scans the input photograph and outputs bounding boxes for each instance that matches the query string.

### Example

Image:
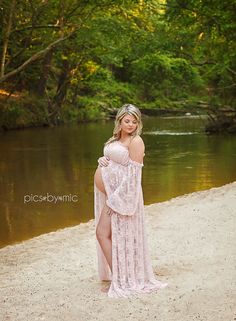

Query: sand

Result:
[0,181,235,321]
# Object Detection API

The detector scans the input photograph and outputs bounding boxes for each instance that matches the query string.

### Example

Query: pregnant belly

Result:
[94,166,106,194]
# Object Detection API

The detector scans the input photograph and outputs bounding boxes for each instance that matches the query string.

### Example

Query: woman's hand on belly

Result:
[97,156,110,167]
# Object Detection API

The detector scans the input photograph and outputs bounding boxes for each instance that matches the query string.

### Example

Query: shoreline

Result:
[0,181,235,321]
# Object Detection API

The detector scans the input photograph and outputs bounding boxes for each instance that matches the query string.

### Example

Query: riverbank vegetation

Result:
[0,0,235,132]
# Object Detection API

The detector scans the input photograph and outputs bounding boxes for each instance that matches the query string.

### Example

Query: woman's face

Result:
[120,113,138,135]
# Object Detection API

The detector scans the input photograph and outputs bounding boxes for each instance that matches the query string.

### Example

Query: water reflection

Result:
[0,116,235,248]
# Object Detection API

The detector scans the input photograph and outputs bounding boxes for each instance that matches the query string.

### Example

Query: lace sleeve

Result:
[106,159,143,216]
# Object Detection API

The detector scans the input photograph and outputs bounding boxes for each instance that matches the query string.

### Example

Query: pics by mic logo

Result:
[23,193,79,204]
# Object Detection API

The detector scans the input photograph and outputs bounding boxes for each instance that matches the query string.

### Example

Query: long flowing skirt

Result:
[94,182,168,298]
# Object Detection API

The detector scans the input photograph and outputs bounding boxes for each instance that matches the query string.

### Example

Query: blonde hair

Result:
[105,104,143,146]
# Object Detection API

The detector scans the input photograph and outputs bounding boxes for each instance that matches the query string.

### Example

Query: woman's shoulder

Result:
[129,135,145,161]
[130,135,144,146]
[129,135,145,152]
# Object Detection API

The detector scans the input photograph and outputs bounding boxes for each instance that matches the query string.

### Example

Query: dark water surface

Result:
[0,115,236,248]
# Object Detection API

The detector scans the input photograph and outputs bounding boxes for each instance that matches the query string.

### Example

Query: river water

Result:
[0,115,235,248]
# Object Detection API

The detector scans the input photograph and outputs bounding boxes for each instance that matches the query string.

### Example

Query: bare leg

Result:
[96,201,112,273]
[94,168,112,292]
[96,201,112,293]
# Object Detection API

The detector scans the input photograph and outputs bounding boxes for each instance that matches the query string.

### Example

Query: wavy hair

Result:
[105,104,143,146]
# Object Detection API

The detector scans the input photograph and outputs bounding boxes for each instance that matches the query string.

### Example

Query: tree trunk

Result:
[48,59,70,124]
[37,49,53,96]
[0,0,16,77]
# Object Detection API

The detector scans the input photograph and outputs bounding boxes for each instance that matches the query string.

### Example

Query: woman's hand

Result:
[97,156,110,167]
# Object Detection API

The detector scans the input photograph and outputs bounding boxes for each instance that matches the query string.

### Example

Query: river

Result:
[0,115,235,248]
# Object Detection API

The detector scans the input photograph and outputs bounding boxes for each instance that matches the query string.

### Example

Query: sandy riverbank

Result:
[0,181,235,321]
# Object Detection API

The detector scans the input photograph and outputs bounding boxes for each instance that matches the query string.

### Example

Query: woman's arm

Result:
[104,136,145,216]
[129,135,145,164]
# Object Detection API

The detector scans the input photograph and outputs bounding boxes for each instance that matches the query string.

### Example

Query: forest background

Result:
[0,0,235,132]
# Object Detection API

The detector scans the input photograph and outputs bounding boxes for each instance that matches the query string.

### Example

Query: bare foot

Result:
[101,283,111,293]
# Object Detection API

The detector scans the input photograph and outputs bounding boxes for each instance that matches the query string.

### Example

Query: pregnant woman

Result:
[94,104,168,298]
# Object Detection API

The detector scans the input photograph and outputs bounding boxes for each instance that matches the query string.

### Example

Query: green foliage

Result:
[130,54,204,101]
[61,102,102,122]
[164,0,236,105]
[0,104,21,129]
[0,94,49,129]
[0,0,235,129]
[67,66,139,119]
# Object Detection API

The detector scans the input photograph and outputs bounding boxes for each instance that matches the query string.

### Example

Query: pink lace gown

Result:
[94,140,168,298]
